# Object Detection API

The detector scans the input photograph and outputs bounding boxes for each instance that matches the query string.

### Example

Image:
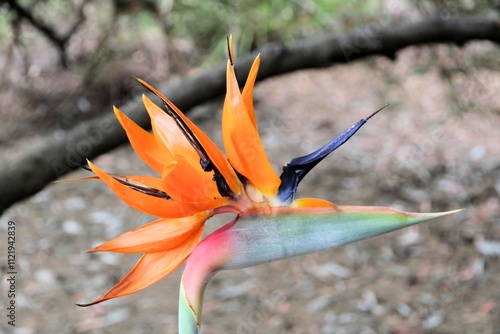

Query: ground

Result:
[1,43,500,334]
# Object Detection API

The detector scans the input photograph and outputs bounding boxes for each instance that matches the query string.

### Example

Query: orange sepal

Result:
[222,61,281,196]
[291,198,338,209]
[142,95,200,168]
[241,55,260,129]
[88,211,209,254]
[120,175,166,190]
[77,224,204,306]
[137,78,242,196]
[88,160,200,218]
[161,156,226,210]
[56,174,166,195]
[114,106,171,174]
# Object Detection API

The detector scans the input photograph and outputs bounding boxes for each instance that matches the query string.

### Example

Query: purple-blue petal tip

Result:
[278,104,388,203]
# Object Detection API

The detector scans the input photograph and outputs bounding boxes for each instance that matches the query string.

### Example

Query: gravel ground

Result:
[1,44,500,334]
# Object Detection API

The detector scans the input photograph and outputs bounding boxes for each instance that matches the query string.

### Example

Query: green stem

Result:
[179,219,237,333]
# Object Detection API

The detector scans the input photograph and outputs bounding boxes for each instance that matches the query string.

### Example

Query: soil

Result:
[1,43,500,334]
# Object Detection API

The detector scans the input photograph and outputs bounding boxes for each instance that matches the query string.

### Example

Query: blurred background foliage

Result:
[2,0,496,70]
[1,0,385,71]
[0,0,498,143]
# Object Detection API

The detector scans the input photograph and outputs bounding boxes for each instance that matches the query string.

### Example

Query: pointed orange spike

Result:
[88,212,209,254]
[57,174,168,199]
[142,95,200,168]
[227,34,235,66]
[241,55,260,129]
[53,175,100,183]
[291,198,338,209]
[77,225,204,306]
[88,160,200,218]
[136,78,242,196]
[222,61,281,196]
[161,156,226,210]
[58,176,170,208]
[114,106,171,174]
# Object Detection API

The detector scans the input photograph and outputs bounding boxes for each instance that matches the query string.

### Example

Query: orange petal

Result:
[222,61,281,196]
[137,79,242,196]
[142,95,200,168]
[161,156,225,210]
[88,211,209,253]
[114,106,172,174]
[241,55,260,129]
[292,198,338,209]
[77,224,204,306]
[88,160,200,218]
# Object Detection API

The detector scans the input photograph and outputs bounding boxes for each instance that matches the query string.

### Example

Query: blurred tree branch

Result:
[1,13,499,215]
[5,0,86,67]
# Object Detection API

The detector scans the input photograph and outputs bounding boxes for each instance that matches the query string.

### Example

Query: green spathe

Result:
[179,206,461,333]
[222,206,460,268]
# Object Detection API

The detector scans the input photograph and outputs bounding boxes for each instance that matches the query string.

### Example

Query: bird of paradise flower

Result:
[76,37,460,333]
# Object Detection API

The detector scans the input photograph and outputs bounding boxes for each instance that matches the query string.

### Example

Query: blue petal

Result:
[278,105,387,203]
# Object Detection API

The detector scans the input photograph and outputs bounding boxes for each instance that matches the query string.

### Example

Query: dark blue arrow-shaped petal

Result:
[278,104,388,204]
